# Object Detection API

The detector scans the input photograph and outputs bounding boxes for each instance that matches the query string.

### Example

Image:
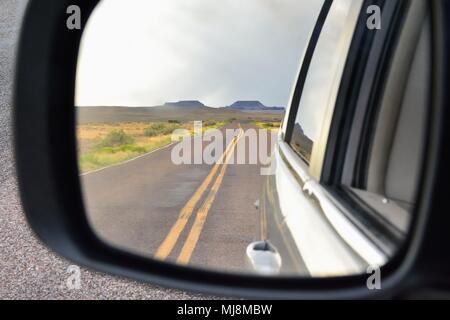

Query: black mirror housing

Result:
[13,0,450,299]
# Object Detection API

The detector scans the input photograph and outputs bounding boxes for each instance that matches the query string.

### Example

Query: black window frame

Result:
[284,0,333,147]
[321,0,415,255]
[282,0,412,256]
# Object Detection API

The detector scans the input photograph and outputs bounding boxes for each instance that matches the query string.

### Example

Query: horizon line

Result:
[75,101,286,109]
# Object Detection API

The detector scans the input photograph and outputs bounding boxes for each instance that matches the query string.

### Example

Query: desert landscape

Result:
[76,101,283,173]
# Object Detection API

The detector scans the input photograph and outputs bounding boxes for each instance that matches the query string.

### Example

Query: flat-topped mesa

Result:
[228,101,265,110]
[164,101,206,108]
[227,101,285,111]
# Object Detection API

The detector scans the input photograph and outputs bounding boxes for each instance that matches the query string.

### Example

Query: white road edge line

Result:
[79,127,237,177]
[80,142,176,176]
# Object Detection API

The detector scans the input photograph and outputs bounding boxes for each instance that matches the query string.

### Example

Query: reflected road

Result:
[81,122,271,273]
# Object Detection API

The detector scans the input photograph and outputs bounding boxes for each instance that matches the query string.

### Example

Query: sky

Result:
[294,0,357,140]
[75,0,325,107]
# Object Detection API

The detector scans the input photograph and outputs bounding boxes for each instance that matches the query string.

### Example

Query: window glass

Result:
[289,0,360,164]
[346,10,430,234]
[75,0,329,276]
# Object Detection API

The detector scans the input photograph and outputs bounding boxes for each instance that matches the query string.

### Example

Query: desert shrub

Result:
[97,129,134,148]
[203,120,217,127]
[168,119,181,124]
[144,122,180,137]
[97,144,147,154]
[143,128,158,137]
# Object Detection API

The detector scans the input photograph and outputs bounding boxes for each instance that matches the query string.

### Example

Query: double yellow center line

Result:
[154,125,244,263]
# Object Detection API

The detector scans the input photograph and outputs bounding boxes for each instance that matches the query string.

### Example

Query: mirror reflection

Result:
[76,0,428,277]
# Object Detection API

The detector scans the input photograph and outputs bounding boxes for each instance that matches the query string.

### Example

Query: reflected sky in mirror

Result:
[76,0,324,108]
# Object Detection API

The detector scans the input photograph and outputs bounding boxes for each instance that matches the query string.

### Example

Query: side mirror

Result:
[246,241,282,276]
[13,0,450,299]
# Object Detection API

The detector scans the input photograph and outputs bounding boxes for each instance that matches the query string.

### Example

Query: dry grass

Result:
[251,120,282,132]
[77,121,230,173]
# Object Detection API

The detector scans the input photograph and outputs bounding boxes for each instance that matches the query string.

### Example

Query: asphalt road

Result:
[82,122,269,273]
[0,0,211,299]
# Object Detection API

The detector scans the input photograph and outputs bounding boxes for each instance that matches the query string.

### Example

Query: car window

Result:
[344,2,430,235]
[288,0,362,169]
[276,0,428,273]
[319,0,429,251]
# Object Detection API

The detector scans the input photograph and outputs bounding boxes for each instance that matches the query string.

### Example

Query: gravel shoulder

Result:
[0,0,212,300]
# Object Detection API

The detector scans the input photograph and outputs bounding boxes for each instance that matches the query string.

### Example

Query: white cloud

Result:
[76,0,324,107]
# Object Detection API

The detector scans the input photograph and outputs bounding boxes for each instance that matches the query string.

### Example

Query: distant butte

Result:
[227,101,284,111]
[164,101,206,108]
